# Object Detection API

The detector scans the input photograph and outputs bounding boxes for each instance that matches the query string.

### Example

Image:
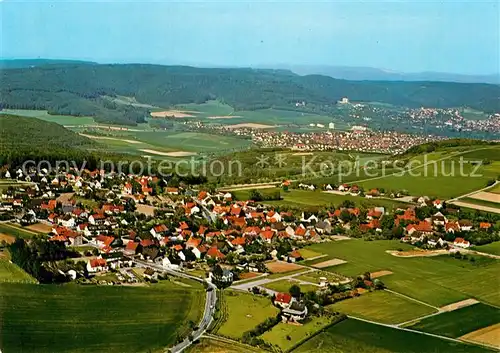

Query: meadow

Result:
[326,290,437,325]
[261,279,319,293]
[186,338,260,353]
[234,189,409,211]
[292,318,494,353]
[0,222,42,239]
[407,303,500,338]
[215,290,279,339]
[473,241,500,256]
[260,316,333,351]
[0,257,37,283]
[0,109,96,126]
[460,197,500,209]
[303,240,500,307]
[0,282,204,353]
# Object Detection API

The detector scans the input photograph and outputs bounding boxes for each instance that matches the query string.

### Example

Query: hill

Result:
[283,65,500,84]
[0,59,97,69]
[0,114,96,166]
[2,63,499,125]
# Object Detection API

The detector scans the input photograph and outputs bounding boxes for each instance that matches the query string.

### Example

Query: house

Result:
[454,237,471,248]
[480,222,492,230]
[427,236,446,248]
[431,212,447,226]
[165,187,179,195]
[433,199,443,209]
[86,258,108,273]
[445,221,460,233]
[459,220,473,232]
[274,292,293,308]
[206,246,225,260]
[288,250,303,262]
[124,241,139,256]
[150,224,169,239]
[282,301,308,322]
[406,221,433,236]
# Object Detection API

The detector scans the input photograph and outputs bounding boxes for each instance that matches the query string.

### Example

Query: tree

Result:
[248,189,263,202]
[289,284,301,298]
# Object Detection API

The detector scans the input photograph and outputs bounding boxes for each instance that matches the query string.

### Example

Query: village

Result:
[1,165,498,326]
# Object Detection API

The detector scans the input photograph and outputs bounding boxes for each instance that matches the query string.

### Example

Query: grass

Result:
[0,223,42,239]
[326,290,437,325]
[234,189,409,210]
[407,303,500,338]
[216,290,279,339]
[460,197,500,209]
[186,338,260,353]
[303,239,500,307]
[292,318,494,353]
[0,109,96,126]
[487,184,500,194]
[473,241,500,256]
[266,268,309,280]
[355,149,500,199]
[260,316,333,351]
[297,248,324,260]
[262,279,320,293]
[295,270,347,285]
[0,282,204,353]
[0,258,37,283]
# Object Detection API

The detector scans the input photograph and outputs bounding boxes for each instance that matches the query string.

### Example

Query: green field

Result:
[234,189,409,210]
[473,241,500,256]
[303,240,500,307]
[326,290,437,325]
[292,318,494,353]
[407,303,500,338]
[186,338,260,353]
[0,282,204,353]
[297,249,324,260]
[260,316,333,351]
[262,279,320,293]
[216,290,279,339]
[295,270,347,285]
[0,109,96,126]
[0,258,36,283]
[0,223,41,239]
[460,197,500,209]
[488,184,500,194]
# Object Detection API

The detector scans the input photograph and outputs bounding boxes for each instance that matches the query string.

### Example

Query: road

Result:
[133,259,217,353]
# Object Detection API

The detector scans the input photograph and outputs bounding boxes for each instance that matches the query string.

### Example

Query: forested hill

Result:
[2,63,499,125]
[0,114,96,166]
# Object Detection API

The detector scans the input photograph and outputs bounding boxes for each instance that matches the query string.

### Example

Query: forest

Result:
[2,63,499,125]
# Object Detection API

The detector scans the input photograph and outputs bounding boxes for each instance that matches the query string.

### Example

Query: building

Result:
[282,301,308,322]
[274,292,293,308]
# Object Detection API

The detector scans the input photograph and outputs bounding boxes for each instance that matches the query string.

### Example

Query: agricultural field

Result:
[0,222,42,239]
[261,279,319,293]
[215,290,279,339]
[488,184,500,194]
[297,248,325,260]
[326,290,437,325]
[295,270,347,285]
[292,318,494,353]
[407,303,500,338]
[459,197,500,209]
[0,258,37,284]
[303,240,500,307]
[260,316,332,351]
[473,241,500,256]
[234,188,409,210]
[187,338,260,353]
[0,109,96,126]
[0,282,204,353]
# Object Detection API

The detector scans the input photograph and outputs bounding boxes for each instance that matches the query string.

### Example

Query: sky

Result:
[1,0,499,75]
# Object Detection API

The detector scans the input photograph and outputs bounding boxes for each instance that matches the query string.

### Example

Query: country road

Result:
[133,260,217,353]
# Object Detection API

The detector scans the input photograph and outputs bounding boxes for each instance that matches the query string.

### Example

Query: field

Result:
[266,260,305,273]
[187,338,260,353]
[461,323,500,349]
[297,248,324,260]
[488,184,500,194]
[0,282,204,353]
[303,240,500,307]
[0,109,96,126]
[473,241,500,256]
[216,290,279,339]
[467,191,500,203]
[326,290,437,325]
[234,189,409,210]
[292,318,494,353]
[0,222,42,239]
[407,303,500,338]
[0,258,36,283]
[295,270,347,285]
[262,279,319,293]
[260,316,332,351]
[460,197,500,209]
